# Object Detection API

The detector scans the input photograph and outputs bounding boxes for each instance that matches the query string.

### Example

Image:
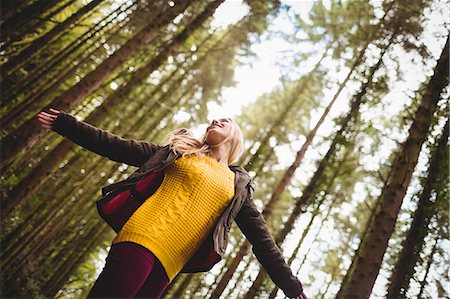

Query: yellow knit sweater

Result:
[113,155,235,281]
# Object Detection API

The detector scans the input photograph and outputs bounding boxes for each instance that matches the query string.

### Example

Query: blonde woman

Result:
[37,108,307,299]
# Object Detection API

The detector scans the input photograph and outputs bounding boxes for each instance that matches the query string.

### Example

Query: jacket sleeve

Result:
[235,184,303,298]
[51,110,162,167]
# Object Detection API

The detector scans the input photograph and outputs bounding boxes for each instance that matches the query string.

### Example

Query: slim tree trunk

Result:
[0,0,60,40]
[0,0,137,129]
[43,223,110,297]
[168,274,191,298]
[336,35,449,299]
[211,240,252,298]
[0,0,135,110]
[0,0,75,52]
[248,173,340,298]
[210,47,384,297]
[317,261,341,299]
[1,0,104,78]
[94,0,225,120]
[386,118,448,298]
[2,24,217,214]
[417,236,439,298]
[268,37,371,205]
[242,44,331,169]
[0,0,190,166]
[51,0,190,110]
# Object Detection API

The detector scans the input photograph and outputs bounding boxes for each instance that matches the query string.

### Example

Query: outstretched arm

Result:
[37,108,162,167]
[235,185,306,299]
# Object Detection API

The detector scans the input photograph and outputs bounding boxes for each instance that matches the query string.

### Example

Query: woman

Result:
[38,108,307,299]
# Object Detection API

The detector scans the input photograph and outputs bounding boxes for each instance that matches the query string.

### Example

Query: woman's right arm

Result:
[37,108,162,167]
[234,182,306,299]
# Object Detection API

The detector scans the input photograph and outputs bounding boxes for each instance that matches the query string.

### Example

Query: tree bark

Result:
[0,0,75,52]
[0,0,135,111]
[0,0,137,130]
[417,236,439,298]
[268,37,370,205]
[0,0,190,166]
[211,47,384,298]
[242,44,331,169]
[0,0,60,41]
[386,118,448,298]
[336,35,449,299]
[247,169,340,298]
[1,0,104,78]
[93,0,225,121]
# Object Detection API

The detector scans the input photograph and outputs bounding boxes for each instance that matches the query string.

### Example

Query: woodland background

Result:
[0,0,448,298]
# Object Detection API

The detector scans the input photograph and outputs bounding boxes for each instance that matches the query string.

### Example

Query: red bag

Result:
[96,171,164,232]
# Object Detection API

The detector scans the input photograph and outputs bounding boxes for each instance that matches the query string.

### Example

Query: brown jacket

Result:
[52,111,303,297]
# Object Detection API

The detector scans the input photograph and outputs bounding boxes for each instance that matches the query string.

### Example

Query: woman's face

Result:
[205,118,232,146]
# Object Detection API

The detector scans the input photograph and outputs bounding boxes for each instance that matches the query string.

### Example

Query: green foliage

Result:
[1,0,447,298]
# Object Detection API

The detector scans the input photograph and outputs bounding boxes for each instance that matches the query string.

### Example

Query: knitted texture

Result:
[113,155,235,281]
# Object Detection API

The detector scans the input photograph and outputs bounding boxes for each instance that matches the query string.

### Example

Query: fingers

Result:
[37,109,59,129]
[49,108,60,114]
[37,115,53,129]
[40,111,59,118]
[293,292,307,299]
[38,112,56,120]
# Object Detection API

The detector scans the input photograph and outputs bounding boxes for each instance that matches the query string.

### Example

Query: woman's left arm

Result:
[235,188,305,298]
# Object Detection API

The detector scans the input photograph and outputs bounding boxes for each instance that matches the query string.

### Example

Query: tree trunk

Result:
[0,0,75,52]
[247,176,339,298]
[0,0,60,41]
[242,44,331,169]
[386,118,448,298]
[1,0,104,78]
[93,0,225,120]
[210,240,252,298]
[0,0,135,110]
[169,274,191,298]
[336,35,449,299]
[274,44,387,246]
[0,0,137,130]
[0,0,190,166]
[210,47,385,296]
[2,1,135,127]
[43,223,110,298]
[416,236,439,298]
[268,36,371,205]
[3,0,218,208]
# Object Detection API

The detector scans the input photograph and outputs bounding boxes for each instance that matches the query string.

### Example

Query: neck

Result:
[208,144,231,166]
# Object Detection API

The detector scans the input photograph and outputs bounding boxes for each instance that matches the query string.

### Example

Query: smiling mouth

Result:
[208,124,221,131]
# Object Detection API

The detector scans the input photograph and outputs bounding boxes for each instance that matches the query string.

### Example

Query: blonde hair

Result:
[165,120,244,165]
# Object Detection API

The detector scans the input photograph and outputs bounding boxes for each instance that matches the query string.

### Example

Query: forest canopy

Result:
[0,0,448,298]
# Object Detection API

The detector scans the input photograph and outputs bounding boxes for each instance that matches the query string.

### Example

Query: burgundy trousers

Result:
[87,242,169,299]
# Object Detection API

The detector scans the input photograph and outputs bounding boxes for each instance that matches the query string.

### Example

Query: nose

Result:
[211,119,219,126]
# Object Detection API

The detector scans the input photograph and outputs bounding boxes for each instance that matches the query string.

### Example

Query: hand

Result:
[37,108,60,129]
[293,291,307,299]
